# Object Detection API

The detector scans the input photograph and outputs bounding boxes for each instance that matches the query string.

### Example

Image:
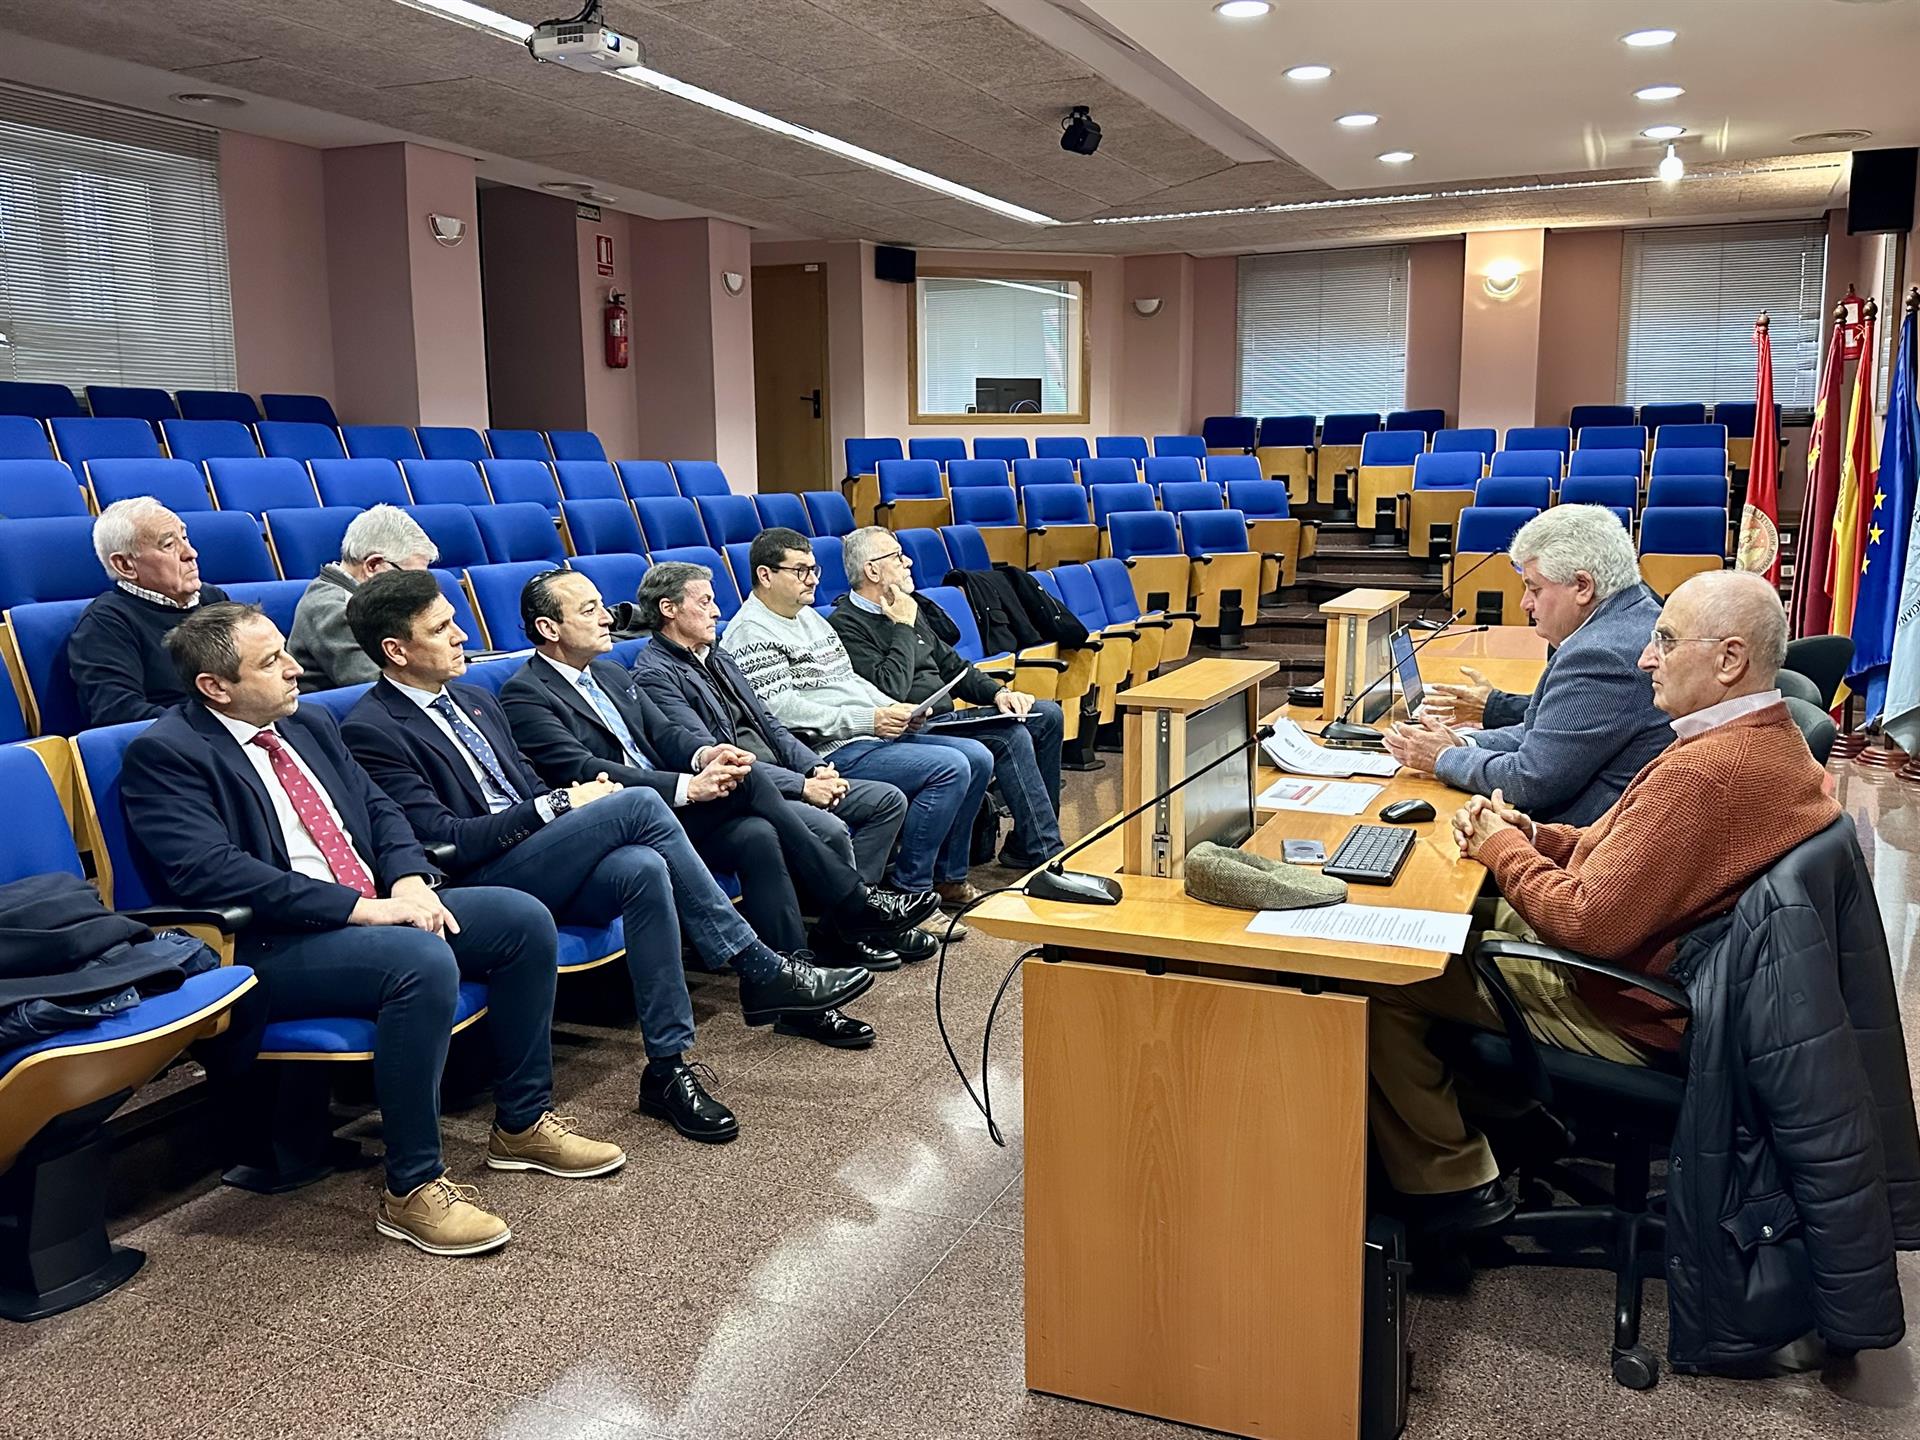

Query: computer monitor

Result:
[1181,694,1256,857]
[974,377,1042,414]
[1390,629,1425,716]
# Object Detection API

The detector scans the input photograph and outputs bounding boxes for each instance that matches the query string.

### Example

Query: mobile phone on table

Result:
[1282,839,1327,865]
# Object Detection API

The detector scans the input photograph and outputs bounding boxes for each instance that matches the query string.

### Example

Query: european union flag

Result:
[1855,299,1919,720]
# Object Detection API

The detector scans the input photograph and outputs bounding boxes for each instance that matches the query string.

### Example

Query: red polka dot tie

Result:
[250,730,377,898]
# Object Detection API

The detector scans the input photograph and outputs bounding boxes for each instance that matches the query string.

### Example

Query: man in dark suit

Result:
[121,601,625,1258]
[341,571,902,1084]
[628,559,933,970]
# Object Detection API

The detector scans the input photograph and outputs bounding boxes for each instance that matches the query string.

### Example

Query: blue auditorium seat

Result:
[417,426,490,462]
[616,460,679,501]
[635,496,707,552]
[1012,457,1076,494]
[224,578,311,637]
[465,561,556,651]
[1567,448,1645,479]
[1408,453,1486,558]
[1432,428,1496,460]
[161,419,258,464]
[310,458,410,509]
[460,656,525,695]
[0,460,89,518]
[1203,454,1261,486]
[922,585,996,664]
[1714,403,1774,439]
[671,461,730,498]
[260,393,339,426]
[907,438,966,467]
[607,636,649,667]
[811,536,850,606]
[1386,409,1446,437]
[1160,481,1225,518]
[875,459,947,528]
[1090,482,1155,529]
[1577,424,1647,453]
[1559,476,1638,513]
[897,528,952,582]
[474,502,565,564]
[1078,456,1143,489]
[1488,450,1563,479]
[1646,476,1729,509]
[1023,484,1097,568]
[304,684,374,724]
[562,498,646,557]
[554,461,624,503]
[940,525,990,571]
[0,417,54,461]
[848,438,904,475]
[175,390,261,423]
[7,598,88,735]
[1321,412,1383,446]
[433,568,483,645]
[485,429,552,462]
[951,484,1020,529]
[1094,436,1149,465]
[1639,402,1707,432]
[1107,510,1180,563]
[570,551,649,604]
[1152,435,1207,459]
[649,547,740,617]
[697,494,761,548]
[88,458,213,513]
[946,458,1012,491]
[1639,506,1729,596]
[1456,506,1536,555]
[1142,455,1202,495]
[1415,452,1487,490]
[1504,426,1571,460]
[84,386,177,427]
[804,491,857,537]
[339,425,421,461]
[1229,480,1293,521]
[400,458,491,507]
[1201,417,1256,452]
[263,507,354,580]
[257,421,345,462]
[50,418,161,471]
[753,492,812,535]
[1650,447,1727,479]
[1653,423,1728,454]
[404,504,489,570]
[1258,415,1316,448]
[1476,476,1552,510]
[722,542,756,599]
[482,459,562,517]
[1035,436,1091,463]
[1569,404,1634,432]
[1180,508,1253,560]
[973,437,1029,464]
[0,381,82,420]
[184,511,278,584]
[208,457,320,518]
[1360,429,1425,466]
[0,518,110,607]
[547,431,607,463]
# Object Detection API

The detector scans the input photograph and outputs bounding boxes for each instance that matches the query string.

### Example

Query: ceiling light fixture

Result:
[1214,0,1272,15]
[1794,128,1873,145]
[1634,84,1685,101]
[1658,144,1684,182]
[1283,64,1333,81]
[1621,27,1677,46]
[389,0,1057,226]
[170,92,244,108]
[1642,124,1686,140]
[1377,151,1415,164]
[1336,113,1379,128]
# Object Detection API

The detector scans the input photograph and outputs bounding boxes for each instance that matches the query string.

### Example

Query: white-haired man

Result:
[69,497,231,727]
[290,504,440,691]
[1385,504,1671,826]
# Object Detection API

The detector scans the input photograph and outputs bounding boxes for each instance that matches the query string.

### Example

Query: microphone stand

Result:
[1025,723,1277,906]
[1322,614,1483,747]
[1410,549,1507,630]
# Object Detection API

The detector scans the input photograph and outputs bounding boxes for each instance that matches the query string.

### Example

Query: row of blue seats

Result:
[0,381,335,425]
[1356,428,1732,471]
[1194,403,1775,451]
[876,453,1266,506]
[1454,504,1730,604]
[1409,462,1730,510]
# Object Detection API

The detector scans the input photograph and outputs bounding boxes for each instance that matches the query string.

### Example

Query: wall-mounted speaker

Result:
[874,245,917,284]
[1848,148,1917,235]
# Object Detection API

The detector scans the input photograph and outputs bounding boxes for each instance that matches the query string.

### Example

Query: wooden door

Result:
[751,263,830,494]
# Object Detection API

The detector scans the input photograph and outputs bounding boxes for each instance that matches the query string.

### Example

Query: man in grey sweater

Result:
[290,506,438,691]
[1384,505,1671,826]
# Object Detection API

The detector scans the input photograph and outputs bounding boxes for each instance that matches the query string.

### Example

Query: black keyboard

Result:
[1324,824,1417,886]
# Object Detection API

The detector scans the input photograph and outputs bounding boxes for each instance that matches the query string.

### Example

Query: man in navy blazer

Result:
[340,571,899,1107]
[122,601,625,1259]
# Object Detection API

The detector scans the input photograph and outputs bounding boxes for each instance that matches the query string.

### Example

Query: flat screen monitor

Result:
[974,377,1042,414]
[1390,629,1425,715]
[1183,696,1255,855]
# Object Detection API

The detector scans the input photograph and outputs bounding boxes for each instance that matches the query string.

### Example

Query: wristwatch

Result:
[545,787,573,818]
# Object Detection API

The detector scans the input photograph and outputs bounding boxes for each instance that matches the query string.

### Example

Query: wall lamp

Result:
[1481,258,1524,299]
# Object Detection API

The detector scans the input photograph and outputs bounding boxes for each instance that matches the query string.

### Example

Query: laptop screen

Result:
[1390,630,1425,715]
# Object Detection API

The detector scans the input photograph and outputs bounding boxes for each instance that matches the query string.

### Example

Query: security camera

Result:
[1061,106,1102,156]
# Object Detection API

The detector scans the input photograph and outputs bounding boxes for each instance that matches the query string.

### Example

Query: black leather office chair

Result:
[1783,695,1837,766]
[1773,668,1821,708]
[1782,635,1853,710]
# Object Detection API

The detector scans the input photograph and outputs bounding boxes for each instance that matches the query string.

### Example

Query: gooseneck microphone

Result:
[1024,722,1278,906]
[1411,549,1508,630]
[1322,615,1484,747]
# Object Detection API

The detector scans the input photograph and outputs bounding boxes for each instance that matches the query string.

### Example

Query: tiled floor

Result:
[4,752,1919,1439]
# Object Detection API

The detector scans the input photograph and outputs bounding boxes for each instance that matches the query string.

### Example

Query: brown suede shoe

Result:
[486,1112,627,1179]
[935,880,979,911]
[376,1176,511,1257]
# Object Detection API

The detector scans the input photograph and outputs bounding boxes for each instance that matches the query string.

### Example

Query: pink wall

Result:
[221,131,335,400]
[1189,257,1238,425]
[708,219,759,486]
[1457,229,1547,434]
[402,145,487,429]
[1536,228,1623,428]
[1117,253,1194,437]
[479,186,586,431]
[1405,239,1464,421]
[321,145,420,426]
[579,211,641,461]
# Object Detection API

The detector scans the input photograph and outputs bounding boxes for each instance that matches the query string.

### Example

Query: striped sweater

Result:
[719,592,896,755]
[1477,702,1841,1051]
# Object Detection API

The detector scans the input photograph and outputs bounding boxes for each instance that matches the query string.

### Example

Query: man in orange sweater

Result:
[1368,570,1841,1233]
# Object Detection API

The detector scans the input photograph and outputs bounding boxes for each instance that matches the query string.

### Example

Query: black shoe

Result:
[637,1059,738,1144]
[774,1008,876,1049]
[996,849,1049,872]
[1405,1179,1515,1237]
[889,927,938,964]
[739,953,875,1026]
[839,886,941,937]
[846,939,903,973]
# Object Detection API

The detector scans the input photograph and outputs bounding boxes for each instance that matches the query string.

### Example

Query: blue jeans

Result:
[832,738,977,888]
[916,700,1065,862]
[461,787,769,1063]
[233,887,558,1196]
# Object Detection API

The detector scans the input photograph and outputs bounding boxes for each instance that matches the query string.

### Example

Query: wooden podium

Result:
[1318,587,1408,723]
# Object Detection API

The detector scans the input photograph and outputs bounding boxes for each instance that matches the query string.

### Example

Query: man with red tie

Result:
[120,602,625,1258]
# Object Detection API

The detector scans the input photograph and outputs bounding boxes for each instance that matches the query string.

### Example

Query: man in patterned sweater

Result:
[1369,570,1841,1234]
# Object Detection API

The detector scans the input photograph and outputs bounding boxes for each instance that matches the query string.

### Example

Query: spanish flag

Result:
[1790,309,1848,637]
[1829,299,1880,635]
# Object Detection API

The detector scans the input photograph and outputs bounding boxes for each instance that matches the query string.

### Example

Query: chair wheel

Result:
[1611,1346,1660,1390]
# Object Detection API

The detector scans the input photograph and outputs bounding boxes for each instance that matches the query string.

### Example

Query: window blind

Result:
[0,82,236,394]
[916,276,1083,417]
[1617,221,1826,411]
[1237,245,1408,416]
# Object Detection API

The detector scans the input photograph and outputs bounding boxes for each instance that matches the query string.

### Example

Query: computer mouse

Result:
[1379,798,1436,824]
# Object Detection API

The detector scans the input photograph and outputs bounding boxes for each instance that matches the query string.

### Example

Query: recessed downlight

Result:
[1214,0,1271,16]
[1284,63,1333,81]
[170,92,244,107]
[1642,124,1686,140]
[1634,84,1685,101]
[1377,151,1415,164]
[1621,27,1676,46]
[1794,128,1872,145]
[1337,113,1379,128]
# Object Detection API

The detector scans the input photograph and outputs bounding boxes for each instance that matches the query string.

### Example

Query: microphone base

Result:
[1322,721,1388,750]
[1409,618,1449,631]
[1025,868,1124,906]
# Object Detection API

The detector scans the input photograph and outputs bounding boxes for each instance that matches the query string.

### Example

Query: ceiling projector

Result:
[528,19,640,72]
[1061,106,1102,156]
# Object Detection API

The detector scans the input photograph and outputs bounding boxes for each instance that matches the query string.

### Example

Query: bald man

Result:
[1366,571,1842,1234]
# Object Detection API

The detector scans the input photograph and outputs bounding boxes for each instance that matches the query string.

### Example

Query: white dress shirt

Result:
[535,654,700,806]
[388,678,555,822]
[207,707,356,884]
[1670,688,1783,741]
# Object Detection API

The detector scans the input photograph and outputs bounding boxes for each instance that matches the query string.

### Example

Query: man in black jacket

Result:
[628,560,933,968]
[830,527,1064,869]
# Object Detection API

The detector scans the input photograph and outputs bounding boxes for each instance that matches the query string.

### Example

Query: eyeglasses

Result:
[770,563,820,581]
[863,550,904,567]
[1647,629,1728,657]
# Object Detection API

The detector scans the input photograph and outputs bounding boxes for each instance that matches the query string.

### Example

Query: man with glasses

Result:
[721,528,982,911]
[1362,570,1840,1236]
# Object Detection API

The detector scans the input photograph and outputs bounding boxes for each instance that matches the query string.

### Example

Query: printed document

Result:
[1246,903,1472,954]
[1262,720,1400,779]
[1256,777,1383,816]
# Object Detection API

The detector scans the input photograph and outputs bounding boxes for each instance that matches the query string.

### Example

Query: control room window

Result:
[911,272,1088,423]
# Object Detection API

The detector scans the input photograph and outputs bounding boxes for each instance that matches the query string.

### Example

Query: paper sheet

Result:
[1262,720,1401,779]
[1246,903,1472,954]
[1256,776,1383,815]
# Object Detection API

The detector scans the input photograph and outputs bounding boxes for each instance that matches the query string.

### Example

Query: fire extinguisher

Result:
[604,290,630,370]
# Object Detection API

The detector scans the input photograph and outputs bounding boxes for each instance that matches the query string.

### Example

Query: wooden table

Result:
[974,625,1548,1440]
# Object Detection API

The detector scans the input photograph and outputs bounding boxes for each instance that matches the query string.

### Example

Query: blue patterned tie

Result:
[430,694,524,804]
[577,669,649,769]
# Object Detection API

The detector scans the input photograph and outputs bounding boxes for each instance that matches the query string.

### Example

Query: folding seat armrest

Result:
[1166,608,1202,621]
[1011,652,1070,672]
[1102,625,1142,642]
[126,904,253,964]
